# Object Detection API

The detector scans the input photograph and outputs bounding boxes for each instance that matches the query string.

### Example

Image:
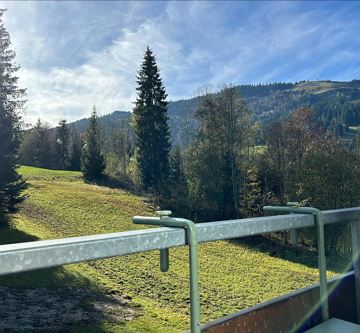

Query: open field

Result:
[0,166,347,332]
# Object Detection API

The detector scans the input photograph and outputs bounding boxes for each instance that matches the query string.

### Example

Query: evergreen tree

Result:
[157,146,188,216]
[32,119,49,167]
[132,47,171,191]
[69,131,82,171]
[19,119,53,169]
[55,119,70,170]
[81,107,105,181]
[0,9,26,221]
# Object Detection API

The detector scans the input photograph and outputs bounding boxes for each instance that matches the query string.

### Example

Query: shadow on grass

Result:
[229,235,351,275]
[0,222,92,288]
[0,223,138,332]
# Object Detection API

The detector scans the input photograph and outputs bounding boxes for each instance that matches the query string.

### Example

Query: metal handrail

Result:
[1,207,360,332]
[1,207,360,276]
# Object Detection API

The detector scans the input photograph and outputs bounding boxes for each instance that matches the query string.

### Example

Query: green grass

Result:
[1,166,348,332]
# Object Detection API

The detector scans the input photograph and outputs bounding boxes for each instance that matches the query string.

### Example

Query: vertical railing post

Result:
[290,229,300,245]
[288,203,300,245]
[351,220,360,324]
[134,212,201,333]
[264,204,329,322]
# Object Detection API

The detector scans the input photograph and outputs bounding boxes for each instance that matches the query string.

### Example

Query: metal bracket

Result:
[288,202,300,245]
[264,203,329,323]
[133,211,201,333]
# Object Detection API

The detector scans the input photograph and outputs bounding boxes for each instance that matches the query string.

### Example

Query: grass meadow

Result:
[0,166,346,332]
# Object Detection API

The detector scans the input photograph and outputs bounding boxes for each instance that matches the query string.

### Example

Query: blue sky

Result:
[1,1,360,125]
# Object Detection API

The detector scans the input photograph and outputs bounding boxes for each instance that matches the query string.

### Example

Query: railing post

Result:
[287,203,300,245]
[133,212,201,333]
[351,220,360,324]
[264,204,329,322]
[290,229,300,245]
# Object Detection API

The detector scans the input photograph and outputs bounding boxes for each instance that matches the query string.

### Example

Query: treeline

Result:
[19,107,135,188]
[19,119,81,171]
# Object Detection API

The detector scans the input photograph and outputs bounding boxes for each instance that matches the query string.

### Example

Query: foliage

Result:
[240,165,277,217]
[132,47,171,191]
[186,85,253,221]
[155,146,189,216]
[81,107,105,181]
[261,107,360,254]
[19,119,56,169]
[104,119,134,188]
[0,9,27,221]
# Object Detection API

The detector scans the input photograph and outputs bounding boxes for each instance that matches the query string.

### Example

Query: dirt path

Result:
[0,286,138,332]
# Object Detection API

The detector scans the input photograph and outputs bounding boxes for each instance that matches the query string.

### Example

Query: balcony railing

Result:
[1,207,360,332]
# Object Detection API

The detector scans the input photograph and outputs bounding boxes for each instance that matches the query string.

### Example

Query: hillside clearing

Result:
[0,166,347,332]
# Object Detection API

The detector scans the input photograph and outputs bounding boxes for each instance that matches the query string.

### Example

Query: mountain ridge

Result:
[68,80,360,145]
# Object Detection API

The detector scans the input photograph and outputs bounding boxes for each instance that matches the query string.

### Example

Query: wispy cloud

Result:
[1,1,360,125]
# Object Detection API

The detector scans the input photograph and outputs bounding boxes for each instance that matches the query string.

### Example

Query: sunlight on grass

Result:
[1,166,345,332]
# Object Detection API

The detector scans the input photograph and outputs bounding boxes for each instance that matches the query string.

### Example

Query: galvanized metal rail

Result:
[1,207,360,331]
[1,207,360,276]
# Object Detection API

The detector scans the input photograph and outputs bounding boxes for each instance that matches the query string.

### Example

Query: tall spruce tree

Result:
[133,47,171,191]
[81,107,105,181]
[0,9,26,222]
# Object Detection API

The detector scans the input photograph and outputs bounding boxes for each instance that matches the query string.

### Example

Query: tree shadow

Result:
[228,235,351,275]
[0,223,139,332]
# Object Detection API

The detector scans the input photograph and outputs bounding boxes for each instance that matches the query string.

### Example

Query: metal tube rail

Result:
[1,207,360,276]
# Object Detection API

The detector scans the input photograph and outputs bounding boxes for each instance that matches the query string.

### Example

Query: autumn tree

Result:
[262,107,360,254]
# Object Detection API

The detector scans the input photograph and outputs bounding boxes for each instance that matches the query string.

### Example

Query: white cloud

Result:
[18,17,185,125]
[2,1,360,126]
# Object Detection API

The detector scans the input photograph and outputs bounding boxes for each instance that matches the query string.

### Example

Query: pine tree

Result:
[0,9,26,222]
[55,119,70,170]
[132,47,171,191]
[81,107,105,181]
[69,131,82,171]
[156,146,189,216]
[19,119,53,169]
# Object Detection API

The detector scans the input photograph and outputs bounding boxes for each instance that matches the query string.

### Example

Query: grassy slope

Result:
[1,166,344,332]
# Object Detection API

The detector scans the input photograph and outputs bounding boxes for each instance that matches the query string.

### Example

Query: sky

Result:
[1,1,360,126]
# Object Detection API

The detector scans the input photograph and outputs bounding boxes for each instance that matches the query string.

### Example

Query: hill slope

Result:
[0,166,343,332]
[68,80,360,145]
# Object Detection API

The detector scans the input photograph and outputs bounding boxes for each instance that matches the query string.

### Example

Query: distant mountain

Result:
[68,80,360,146]
[69,110,131,133]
